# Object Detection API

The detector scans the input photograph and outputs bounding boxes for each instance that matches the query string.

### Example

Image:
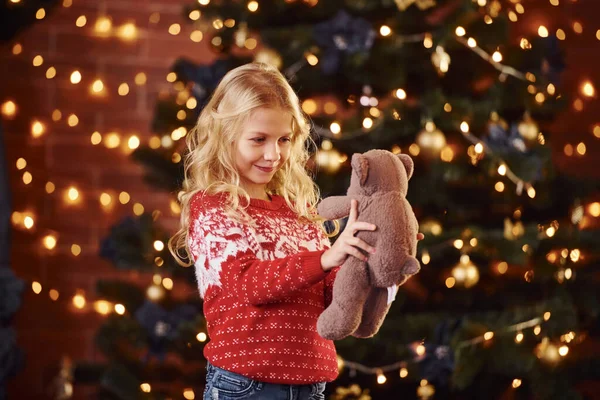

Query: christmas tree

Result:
[85,0,600,399]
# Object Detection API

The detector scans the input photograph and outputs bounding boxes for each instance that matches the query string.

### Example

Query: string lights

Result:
[3,2,598,399]
[335,313,577,395]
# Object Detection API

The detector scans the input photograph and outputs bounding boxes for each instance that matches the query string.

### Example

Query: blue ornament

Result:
[134,300,198,362]
[99,215,150,270]
[313,10,375,75]
[539,36,565,85]
[419,319,461,386]
[171,58,236,108]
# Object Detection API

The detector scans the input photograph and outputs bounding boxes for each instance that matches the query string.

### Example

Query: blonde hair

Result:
[169,62,326,267]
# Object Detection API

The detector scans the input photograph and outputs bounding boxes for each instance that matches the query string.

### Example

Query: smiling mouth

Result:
[255,165,275,172]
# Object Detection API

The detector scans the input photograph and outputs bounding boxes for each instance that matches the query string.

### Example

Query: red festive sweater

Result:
[188,191,340,384]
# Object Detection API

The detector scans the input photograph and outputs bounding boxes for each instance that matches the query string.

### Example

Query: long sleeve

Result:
[324,267,340,308]
[188,201,328,306]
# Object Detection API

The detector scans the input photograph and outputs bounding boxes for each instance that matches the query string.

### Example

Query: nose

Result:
[264,142,281,162]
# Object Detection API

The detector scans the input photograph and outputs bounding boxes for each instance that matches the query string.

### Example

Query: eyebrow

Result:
[247,131,293,137]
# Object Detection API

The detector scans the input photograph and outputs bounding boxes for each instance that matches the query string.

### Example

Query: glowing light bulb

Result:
[118,22,137,40]
[581,81,595,97]
[330,122,341,135]
[76,15,87,27]
[95,17,112,34]
[70,70,82,84]
[168,23,181,35]
[2,101,17,118]
[43,234,57,250]
[31,120,45,138]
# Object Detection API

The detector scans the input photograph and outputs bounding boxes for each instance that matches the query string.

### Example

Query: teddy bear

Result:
[317,149,420,340]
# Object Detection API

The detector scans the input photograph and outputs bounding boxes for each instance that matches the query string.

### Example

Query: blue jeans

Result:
[203,362,326,400]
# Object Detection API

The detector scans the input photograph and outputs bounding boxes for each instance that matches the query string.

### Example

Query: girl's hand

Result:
[417,233,425,241]
[320,199,377,272]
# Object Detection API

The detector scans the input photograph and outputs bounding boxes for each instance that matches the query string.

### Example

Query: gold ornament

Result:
[420,218,443,236]
[451,254,479,288]
[52,356,74,400]
[316,145,345,173]
[489,0,502,18]
[254,48,283,69]
[234,22,248,48]
[417,380,435,400]
[488,111,508,131]
[146,284,165,301]
[331,384,372,400]
[517,113,539,141]
[431,46,451,75]
[416,121,447,157]
[535,337,561,364]
[504,218,525,240]
[395,0,436,11]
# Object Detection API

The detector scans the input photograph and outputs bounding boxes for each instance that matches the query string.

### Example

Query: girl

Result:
[169,63,413,400]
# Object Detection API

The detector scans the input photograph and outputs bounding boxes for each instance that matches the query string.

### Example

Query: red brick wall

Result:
[2,1,599,399]
[3,1,215,398]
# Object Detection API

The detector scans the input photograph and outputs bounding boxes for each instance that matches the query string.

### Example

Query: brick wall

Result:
[2,1,215,398]
[2,1,599,399]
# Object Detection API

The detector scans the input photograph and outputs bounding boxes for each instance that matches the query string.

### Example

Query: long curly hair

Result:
[168,62,327,267]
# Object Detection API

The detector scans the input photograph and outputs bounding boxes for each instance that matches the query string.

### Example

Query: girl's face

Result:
[234,107,293,199]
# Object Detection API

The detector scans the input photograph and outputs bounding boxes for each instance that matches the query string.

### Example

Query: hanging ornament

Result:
[330,384,371,400]
[395,0,437,11]
[451,254,479,288]
[316,145,345,173]
[135,301,198,362]
[234,21,248,48]
[416,121,447,157]
[571,201,584,225]
[486,111,509,142]
[535,337,561,365]
[517,113,540,142]
[431,46,450,75]
[489,0,502,18]
[420,218,443,236]
[254,48,283,69]
[52,356,73,400]
[503,218,525,240]
[146,284,165,301]
[313,10,375,75]
[417,379,436,400]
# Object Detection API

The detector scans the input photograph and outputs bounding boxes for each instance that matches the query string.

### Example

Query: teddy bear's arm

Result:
[316,196,354,220]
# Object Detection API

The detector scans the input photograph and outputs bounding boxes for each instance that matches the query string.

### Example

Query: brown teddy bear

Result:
[317,150,420,340]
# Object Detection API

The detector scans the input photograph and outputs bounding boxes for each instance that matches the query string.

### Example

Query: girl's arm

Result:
[189,203,328,306]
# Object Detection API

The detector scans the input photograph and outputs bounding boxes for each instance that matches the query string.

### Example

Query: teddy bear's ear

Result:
[351,153,369,186]
[397,154,414,180]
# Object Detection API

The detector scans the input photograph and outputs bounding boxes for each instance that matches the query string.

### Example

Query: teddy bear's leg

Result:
[351,287,391,338]
[317,257,370,340]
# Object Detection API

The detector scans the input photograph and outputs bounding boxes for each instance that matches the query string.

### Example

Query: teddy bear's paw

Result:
[317,308,361,340]
[400,256,421,275]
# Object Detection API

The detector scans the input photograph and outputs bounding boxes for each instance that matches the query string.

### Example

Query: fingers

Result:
[417,233,425,241]
[345,244,369,262]
[347,199,358,223]
[349,237,376,254]
[347,221,376,236]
